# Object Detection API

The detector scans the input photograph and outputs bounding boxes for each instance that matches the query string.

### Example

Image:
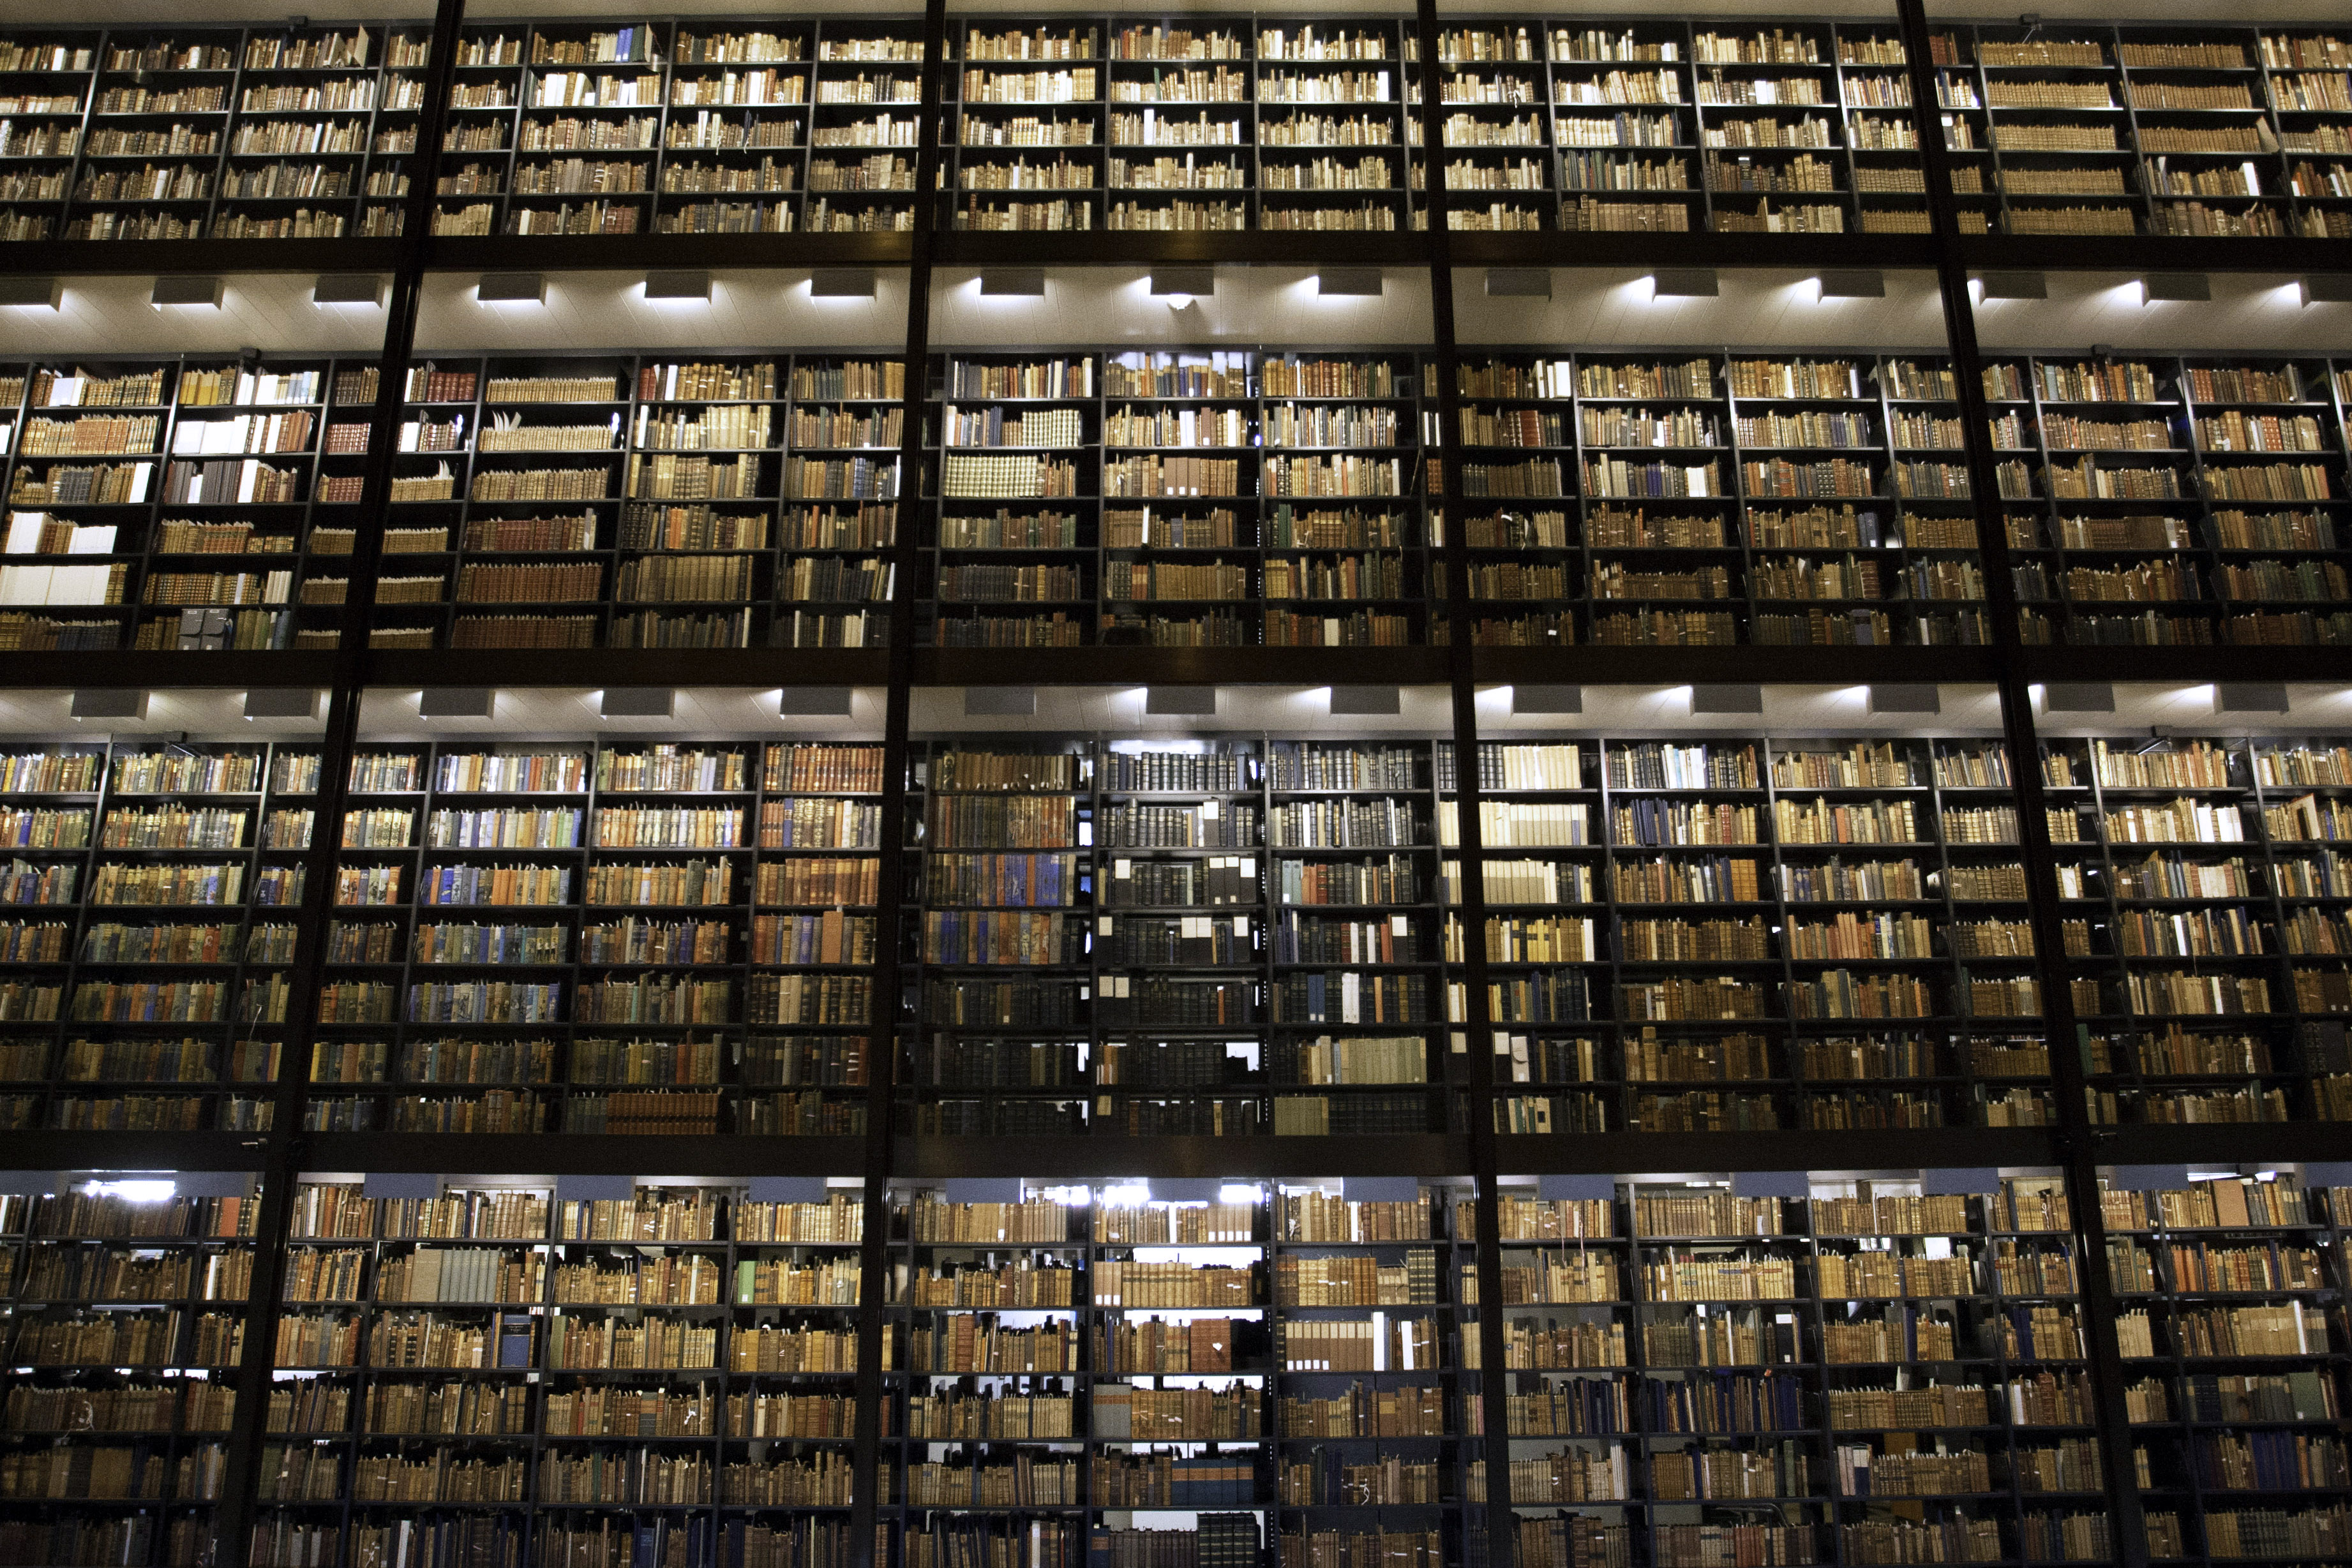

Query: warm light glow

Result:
[86,1179,174,1203]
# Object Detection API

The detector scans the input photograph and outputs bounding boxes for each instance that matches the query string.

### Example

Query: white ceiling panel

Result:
[929,267,1435,349]
[1458,269,1950,352]
[1972,273,2352,358]
[2,274,387,358]
[413,269,911,354]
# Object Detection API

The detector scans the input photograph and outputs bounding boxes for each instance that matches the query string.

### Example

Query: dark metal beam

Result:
[1895,3,2150,1558]
[847,0,950,1559]
[1405,7,1518,1559]
[209,0,472,1556]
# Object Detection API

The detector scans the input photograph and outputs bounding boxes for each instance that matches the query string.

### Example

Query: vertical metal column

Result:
[1893,3,2148,1557]
[847,0,951,1559]
[1405,4,1517,1560]
[211,0,472,1560]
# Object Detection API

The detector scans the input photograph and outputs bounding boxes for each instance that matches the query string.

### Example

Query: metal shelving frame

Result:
[2,1,2350,1566]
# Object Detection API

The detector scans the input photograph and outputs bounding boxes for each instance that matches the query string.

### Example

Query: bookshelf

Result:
[1990,354,2349,647]
[1446,349,1988,648]
[0,740,318,1131]
[927,347,1428,649]
[0,33,98,244]
[904,740,1095,1137]
[311,740,881,1135]
[0,1177,262,1567]
[1464,735,2056,1132]
[901,734,1473,1138]
[12,341,2351,654]
[2116,1172,2348,1564]
[1929,24,2352,239]
[372,352,903,650]
[3,16,2349,247]
[0,24,433,243]
[883,1181,1474,1566]
[433,19,924,238]
[2039,735,2352,1125]
[890,727,2105,1140]
[0,355,384,652]
[260,1177,871,1568]
[0,1135,2335,1565]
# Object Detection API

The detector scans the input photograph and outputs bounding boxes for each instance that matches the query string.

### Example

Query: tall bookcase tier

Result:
[0,1175,264,1567]
[0,355,386,653]
[183,1167,2342,1568]
[0,742,320,1131]
[1987,354,2352,648]
[4,17,2346,248]
[6,343,2351,657]
[2037,734,2352,1123]
[315,738,885,1135]
[883,728,2185,1139]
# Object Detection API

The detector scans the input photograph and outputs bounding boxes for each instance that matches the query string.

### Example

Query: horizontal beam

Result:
[43,641,2352,695]
[32,1124,2336,1181]
[4,230,2338,280]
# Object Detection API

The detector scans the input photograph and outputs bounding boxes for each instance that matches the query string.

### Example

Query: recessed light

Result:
[1149,267,1214,299]
[313,274,383,306]
[1651,269,1718,297]
[151,276,222,308]
[2141,273,2209,302]
[1817,269,1885,298]
[1977,271,2046,300]
[477,273,545,304]
[0,277,61,309]
[644,271,710,301]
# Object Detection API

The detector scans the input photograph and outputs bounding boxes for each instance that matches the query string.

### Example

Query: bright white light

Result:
[86,1179,174,1203]
[1165,293,1192,308]
[1100,1183,1151,1207]
[1621,274,1659,306]
[1218,1184,1262,1205]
